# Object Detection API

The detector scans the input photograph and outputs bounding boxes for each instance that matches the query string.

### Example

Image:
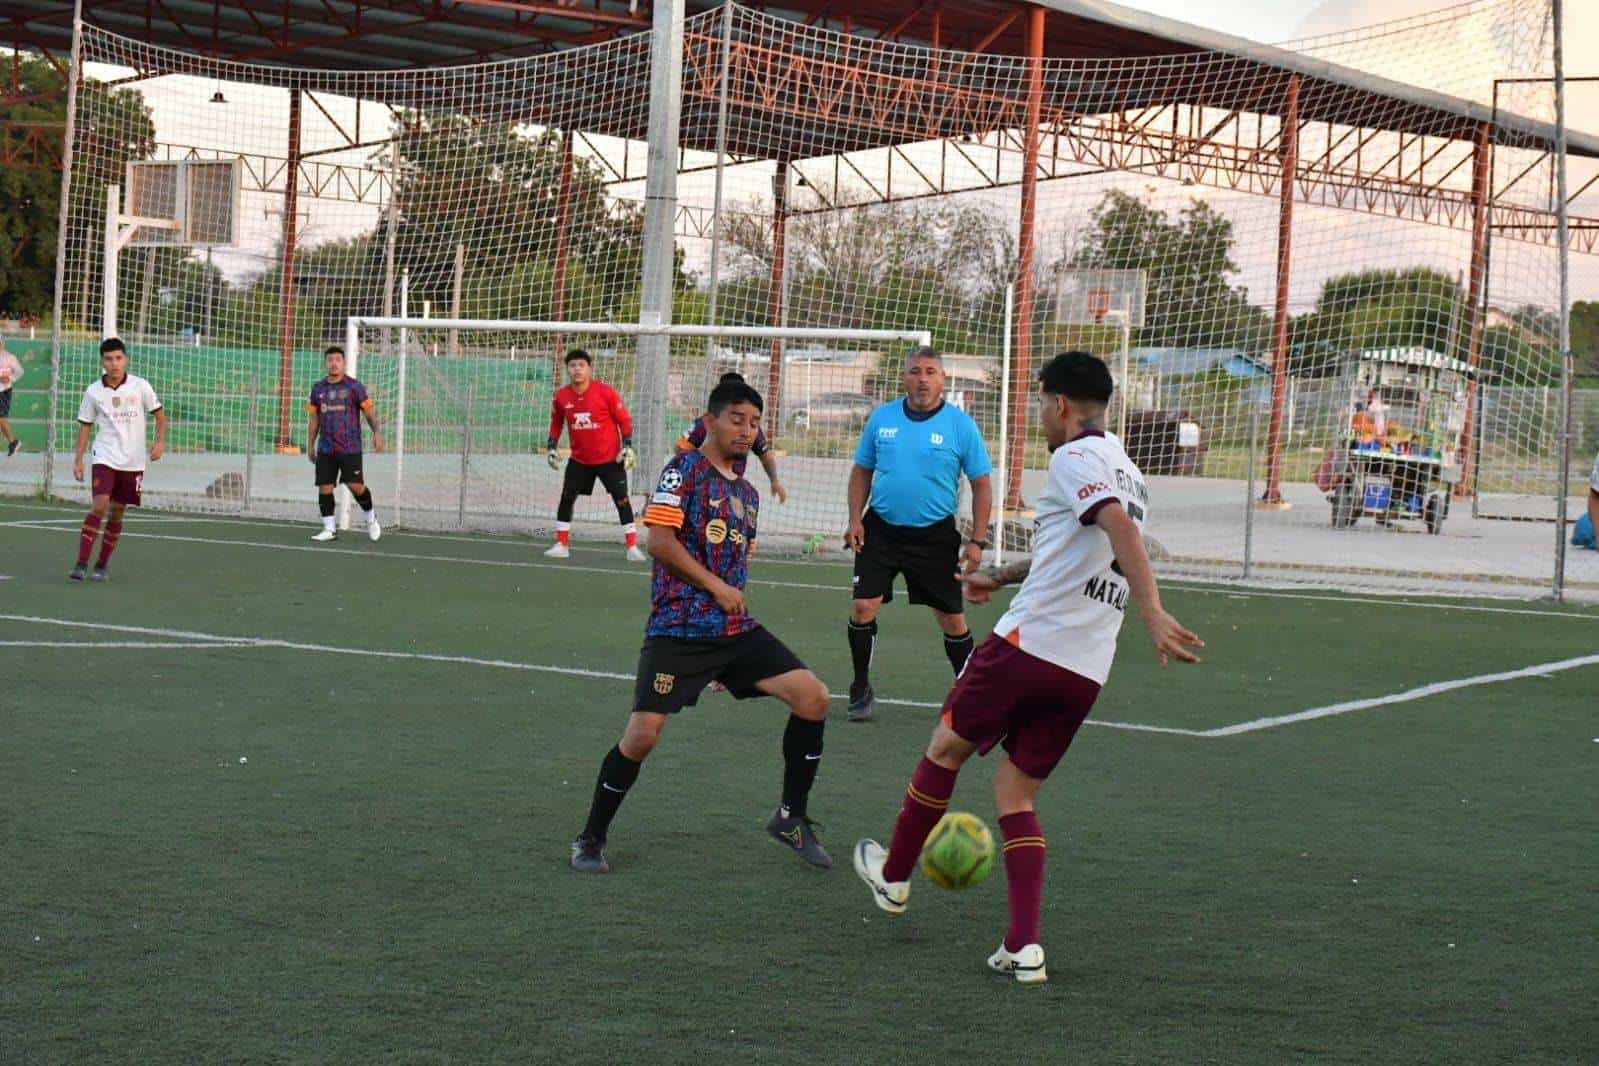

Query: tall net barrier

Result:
[19,1,1595,597]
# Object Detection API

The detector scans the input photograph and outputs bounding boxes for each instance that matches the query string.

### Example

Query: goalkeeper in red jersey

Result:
[545,350,643,561]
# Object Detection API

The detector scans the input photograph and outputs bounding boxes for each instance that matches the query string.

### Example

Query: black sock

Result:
[318,494,335,517]
[582,745,641,841]
[780,715,825,819]
[616,499,635,524]
[847,620,877,689]
[354,487,373,511]
[944,630,975,675]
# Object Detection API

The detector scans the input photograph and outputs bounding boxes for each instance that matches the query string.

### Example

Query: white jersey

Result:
[1590,450,1599,494]
[0,351,22,391]
[993,430,1148,685]
[76,373,162,471]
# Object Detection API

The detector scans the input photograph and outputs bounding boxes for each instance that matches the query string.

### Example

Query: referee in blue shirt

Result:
[845,346,993,721]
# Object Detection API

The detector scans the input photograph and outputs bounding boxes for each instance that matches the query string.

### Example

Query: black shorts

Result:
[851,511,963,614]
[633,627,808,715]
[314,452,364,487]
[0,389,11,418]
[563,459,629,500]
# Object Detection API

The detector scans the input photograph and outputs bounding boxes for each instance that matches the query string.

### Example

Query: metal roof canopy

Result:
[4,0,1594,160]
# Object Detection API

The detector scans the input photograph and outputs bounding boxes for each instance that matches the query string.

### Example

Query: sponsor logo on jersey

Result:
[930,432,944,445]
[659,468,683,491]
[878,426,898,440]
[705,518,729,545]
[1077,481,1110,501]
[653,673,675,694]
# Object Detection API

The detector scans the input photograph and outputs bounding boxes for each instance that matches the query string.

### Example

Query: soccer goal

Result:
[340,317,938,545]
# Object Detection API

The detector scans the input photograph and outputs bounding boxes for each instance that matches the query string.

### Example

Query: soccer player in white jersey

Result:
[853,351,1203,984]
[70,338,167,582]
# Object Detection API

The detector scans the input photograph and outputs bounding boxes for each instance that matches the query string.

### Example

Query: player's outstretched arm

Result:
[150,407,168,461]
[1097,504,1203,667]
[960,556,1029,604]
[645,525,744,616]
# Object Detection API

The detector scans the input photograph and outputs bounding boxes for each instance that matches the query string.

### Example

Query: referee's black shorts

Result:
[562,458,629,500]
[851,510,963,614]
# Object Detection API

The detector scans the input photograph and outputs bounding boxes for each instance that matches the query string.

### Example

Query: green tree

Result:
[1069,190,1270,351]
[1,59,155,322]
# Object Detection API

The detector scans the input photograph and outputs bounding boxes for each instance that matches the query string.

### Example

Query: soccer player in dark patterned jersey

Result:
[571,379,832,874]
[308,346,383,542]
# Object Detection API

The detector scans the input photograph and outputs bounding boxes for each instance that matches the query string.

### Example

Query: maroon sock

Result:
[1000,811,1047,951]
[97,519,123,567]
[77,513,102,565]
[882,757,959,883]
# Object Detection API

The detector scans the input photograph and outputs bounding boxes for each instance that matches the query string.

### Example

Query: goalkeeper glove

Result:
[620,440,637,470]
[546,439,561,470]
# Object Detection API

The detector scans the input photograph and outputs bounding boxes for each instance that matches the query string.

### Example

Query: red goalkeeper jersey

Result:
[548,380,633,466]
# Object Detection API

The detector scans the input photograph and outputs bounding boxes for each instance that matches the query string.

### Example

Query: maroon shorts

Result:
[91,464,144,506]
[941,634,1101,780]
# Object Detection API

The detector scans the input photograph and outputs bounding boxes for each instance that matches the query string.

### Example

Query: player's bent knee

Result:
[346,482,365,494]
[850,598,881,624]
[925,721,975,768]
[795,677,830,721]
[619,713,666,760]
[992,758,1043,815]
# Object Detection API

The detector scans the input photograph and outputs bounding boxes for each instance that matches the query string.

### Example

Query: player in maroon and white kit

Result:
[545,349,643,561]
[70,338,167,582]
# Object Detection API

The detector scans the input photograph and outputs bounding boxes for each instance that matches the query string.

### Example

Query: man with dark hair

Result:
[676,371,787,502]
[70,338,167,581]
[570,378,833,874]
[545,349,642,561]
[0,335,22,456]
[853,351,1203,984]
[309,345,383,542]
[844,345,993,721]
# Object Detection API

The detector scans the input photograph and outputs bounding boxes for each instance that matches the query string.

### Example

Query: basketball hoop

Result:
[1087,288,1111,324]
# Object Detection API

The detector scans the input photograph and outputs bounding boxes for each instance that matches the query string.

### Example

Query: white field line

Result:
[1201,653,1599,737]
[7,508,1597,621]
[0,612,1196,734]
[0,640,253,649]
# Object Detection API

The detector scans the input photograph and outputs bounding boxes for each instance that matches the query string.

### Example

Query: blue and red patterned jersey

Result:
[678,416,768,478]
[641,450,761,638]
[309,376,372,456]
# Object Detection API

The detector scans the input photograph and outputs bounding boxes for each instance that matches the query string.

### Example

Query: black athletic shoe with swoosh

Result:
[766,807,833,868]
[569,832,610,874]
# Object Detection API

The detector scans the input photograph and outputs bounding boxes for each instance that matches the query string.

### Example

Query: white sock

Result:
[365,507,377,524]
[322,515,336,532]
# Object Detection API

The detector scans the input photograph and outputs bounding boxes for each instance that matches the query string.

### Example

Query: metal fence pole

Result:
[1244,393,1259,581]
[1553,0,1573,601]
[458,380,475,528]
[244,386,258,514]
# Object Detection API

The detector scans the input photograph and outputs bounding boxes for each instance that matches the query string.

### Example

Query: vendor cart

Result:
[1320,347,1477,534]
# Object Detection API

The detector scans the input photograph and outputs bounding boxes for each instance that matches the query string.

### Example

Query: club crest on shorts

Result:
[705,518,729,545]
[652,672,675,694]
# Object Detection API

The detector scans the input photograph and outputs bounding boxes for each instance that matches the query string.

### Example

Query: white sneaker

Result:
[852,839,909,916]
[625,545,648,562]
[311,529,338,542]
[368,518,382,542]
[987,942,1047,984]
[543,543,570,559]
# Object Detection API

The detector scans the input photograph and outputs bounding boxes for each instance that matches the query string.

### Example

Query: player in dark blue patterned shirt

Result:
[571,380,832,874]
[308,346,384,542]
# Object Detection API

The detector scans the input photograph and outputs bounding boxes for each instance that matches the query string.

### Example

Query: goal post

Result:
[341,317,934,539]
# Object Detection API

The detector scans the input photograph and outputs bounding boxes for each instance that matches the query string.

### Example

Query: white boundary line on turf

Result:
[0,612,1200,735]
[1201,653,1599,736]
[0,640,254,649]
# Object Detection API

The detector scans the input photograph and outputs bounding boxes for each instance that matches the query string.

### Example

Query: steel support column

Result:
[551,129,574,362]
[1458,119,1492,498]
[1261,73,1299,506]
[276,87,302,450]
[767,165,788,441]
[1005,4,1044,511]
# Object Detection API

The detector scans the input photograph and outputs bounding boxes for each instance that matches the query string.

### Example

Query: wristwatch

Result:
[967,538,990,550]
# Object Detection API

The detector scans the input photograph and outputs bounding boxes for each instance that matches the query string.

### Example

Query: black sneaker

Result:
[89,566,108,583]
[570,832,610,874]
[846,682,876,722]
[766,807,833,869]
[68,563,87,581]
[6,439,17,456]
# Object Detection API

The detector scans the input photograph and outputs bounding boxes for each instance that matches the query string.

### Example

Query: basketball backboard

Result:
[1056,268,1146,328]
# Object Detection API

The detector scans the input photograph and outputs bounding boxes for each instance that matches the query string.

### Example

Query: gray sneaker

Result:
[846,682,876,722]
[89,566,108,583]
[570,832,610,874]
[766,807,833,869]
[68,562,87,581]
